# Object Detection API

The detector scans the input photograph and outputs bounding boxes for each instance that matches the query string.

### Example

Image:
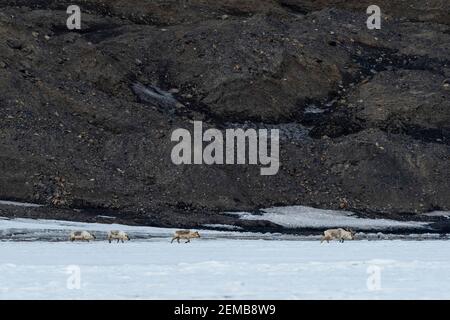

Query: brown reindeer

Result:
[321,228,356,243]
[171,230,201,243]
[69,231,96,242]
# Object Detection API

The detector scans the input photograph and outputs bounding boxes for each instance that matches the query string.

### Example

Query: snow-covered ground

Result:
[1,240,450,299]
[0,217,449,299]
[230,206,429,230]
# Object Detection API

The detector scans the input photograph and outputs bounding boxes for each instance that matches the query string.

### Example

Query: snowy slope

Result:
[230,206,429,230]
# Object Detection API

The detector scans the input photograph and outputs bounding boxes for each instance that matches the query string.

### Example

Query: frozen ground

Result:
[1,240,450,299]
[0,217,450,299]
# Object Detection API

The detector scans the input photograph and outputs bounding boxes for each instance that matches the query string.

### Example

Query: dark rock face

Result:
[342,70,450,145]
[280,0,450,25]
[0,0,449,224]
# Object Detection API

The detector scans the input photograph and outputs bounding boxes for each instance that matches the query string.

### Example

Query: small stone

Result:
[375,142,385,150]
[64,33,79,43]
[0,61,6,68]
[443,79,450,88]
[221,14,229,20]
[6,39,23,49]
[135,58,142,65]
[20,60,31,69]
[32,31,39,38]
[44,35,51,40]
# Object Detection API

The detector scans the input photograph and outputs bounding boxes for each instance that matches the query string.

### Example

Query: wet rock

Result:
[6,39,23,50]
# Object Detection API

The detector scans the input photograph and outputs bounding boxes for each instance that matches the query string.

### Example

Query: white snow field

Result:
[1,240,450,299]
[0,217,450,299]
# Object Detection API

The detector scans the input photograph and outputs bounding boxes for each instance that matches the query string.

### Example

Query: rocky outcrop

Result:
[0,1,449,224]
[280,0,450,25]
[347,70,450,141]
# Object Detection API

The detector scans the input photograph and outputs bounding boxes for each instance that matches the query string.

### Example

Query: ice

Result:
[423,211,450,218]
[203,224,244,231]
[304,105,325,114]
[0,200,42,208]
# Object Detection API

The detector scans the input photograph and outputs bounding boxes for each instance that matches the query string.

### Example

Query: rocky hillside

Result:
[0,0,449,226]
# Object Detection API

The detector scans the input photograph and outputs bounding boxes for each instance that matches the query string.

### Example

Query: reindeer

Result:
[69,231,96,242]
[171,230,201,243]
[321,228,356,243]
[107,230,130,243]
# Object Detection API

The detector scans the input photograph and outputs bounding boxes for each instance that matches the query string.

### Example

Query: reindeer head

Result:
[347,228,356,239]
[193,231,201,238]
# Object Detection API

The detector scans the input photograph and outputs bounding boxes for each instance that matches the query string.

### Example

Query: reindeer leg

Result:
[171,237,175,243]
[177,238,180,243]
[185,239,190,243]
